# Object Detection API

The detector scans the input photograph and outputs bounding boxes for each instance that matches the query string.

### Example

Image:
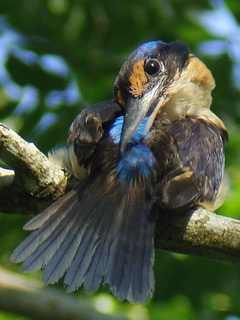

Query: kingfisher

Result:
[11,41,227,303]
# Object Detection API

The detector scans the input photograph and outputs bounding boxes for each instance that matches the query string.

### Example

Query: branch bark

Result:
[0,123,68,214]
[155,207,240,265]
[0,267,128,320]
[1,123,240,266]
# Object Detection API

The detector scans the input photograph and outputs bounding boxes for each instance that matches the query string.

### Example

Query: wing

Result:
[160,116,227,211]
[67,100,122,179]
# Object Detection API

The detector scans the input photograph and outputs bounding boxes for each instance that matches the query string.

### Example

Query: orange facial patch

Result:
[187,54,215,90]
[129,60,148,97]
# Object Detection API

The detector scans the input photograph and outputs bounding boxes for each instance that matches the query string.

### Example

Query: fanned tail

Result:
[11,173,155,303]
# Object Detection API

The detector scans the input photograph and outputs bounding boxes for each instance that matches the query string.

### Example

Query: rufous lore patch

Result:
[129,60,148,97]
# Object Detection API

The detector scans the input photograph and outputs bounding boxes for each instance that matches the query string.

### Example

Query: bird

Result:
[11,40,228,304]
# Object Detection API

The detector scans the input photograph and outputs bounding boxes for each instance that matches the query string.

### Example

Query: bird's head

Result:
[114,40,225,152]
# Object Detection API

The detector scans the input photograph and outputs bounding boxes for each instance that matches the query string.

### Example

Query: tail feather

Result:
[42,206,92,284]
[11,173,156,303]
[21,202,80,272]
[24,189,78,230]
[11,190,79,265]
[81,200,125,293]
[42,219,85,284]
[63,219,100,291]
[105,183,155,303]
[64,178,118,292]
[43,177,117,285]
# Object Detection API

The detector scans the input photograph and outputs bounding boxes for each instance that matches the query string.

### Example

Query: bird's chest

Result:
[90,116,174,183]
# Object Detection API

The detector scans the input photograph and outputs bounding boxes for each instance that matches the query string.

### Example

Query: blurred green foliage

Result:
[0,0,240,319]
[0,312,28,320]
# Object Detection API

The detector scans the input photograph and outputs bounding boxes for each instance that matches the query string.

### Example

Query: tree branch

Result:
[155,207,240,265]
[0,123,239,266]
[0,267,128,320]
[0,123,68,214]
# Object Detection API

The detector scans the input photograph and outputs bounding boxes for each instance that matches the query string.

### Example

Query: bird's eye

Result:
[144,59,161,76]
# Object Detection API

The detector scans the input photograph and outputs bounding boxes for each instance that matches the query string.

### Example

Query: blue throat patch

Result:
[109,116,156,182]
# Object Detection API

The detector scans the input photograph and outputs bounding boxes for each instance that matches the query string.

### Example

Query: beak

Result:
[120,91,165,153]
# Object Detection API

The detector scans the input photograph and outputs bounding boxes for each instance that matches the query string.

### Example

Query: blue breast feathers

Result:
[109,116,156,181]
[110,115,148,144]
